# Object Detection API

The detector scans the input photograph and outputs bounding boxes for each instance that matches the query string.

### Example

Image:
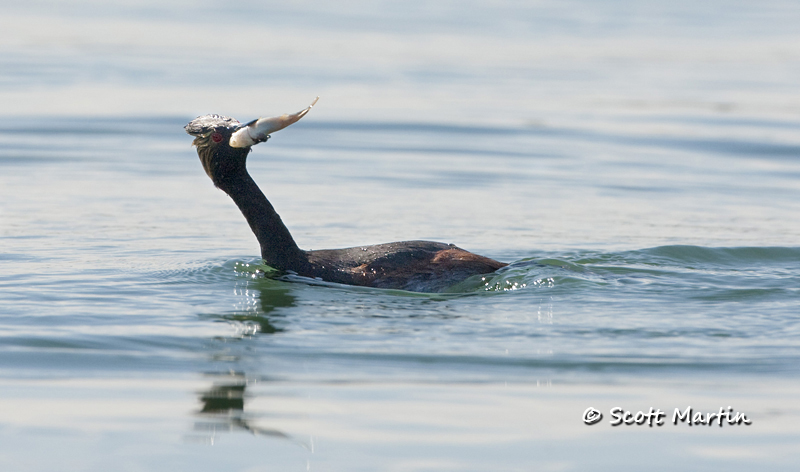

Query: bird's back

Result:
[303,241,506,292]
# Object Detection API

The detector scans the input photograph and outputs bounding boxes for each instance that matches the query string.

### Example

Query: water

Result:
[2,1,800,470]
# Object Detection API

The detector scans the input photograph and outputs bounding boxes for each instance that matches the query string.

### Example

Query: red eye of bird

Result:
[211,132,223,143]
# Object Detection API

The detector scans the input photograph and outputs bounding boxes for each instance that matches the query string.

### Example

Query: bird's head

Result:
[185,98,318,187]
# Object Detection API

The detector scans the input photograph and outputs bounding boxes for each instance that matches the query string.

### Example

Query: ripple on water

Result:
[161,246,800,303]
[148,258,268,285]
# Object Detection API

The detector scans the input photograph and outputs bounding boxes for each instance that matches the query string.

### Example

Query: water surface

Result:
[1,1,800,471]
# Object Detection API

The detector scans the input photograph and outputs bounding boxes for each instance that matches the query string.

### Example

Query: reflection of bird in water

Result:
[215,272,295,335]
[199,381,245,414]
[185,99,506,293]
[194,373,309,448]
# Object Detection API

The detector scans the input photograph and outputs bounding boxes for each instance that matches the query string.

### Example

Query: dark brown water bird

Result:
[185,99,507,292]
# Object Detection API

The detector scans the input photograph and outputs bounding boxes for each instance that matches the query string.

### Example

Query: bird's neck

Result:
[217,169,308,271]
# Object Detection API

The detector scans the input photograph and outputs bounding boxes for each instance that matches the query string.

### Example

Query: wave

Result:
[171,246,800,302]
[445,246,800,301]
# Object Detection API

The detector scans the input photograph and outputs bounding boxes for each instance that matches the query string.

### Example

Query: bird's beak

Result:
[229,97,319,148]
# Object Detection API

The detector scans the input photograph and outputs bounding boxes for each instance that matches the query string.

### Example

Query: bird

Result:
[185,98,507,292]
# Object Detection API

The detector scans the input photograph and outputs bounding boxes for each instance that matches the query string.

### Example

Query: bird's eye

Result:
[211,132,223,143]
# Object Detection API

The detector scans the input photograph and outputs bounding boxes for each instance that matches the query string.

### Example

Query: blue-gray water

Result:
[2,1,800,471]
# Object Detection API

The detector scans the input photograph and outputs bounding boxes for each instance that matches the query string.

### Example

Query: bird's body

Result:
[305,241,505,292]
[185,102,506,293]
